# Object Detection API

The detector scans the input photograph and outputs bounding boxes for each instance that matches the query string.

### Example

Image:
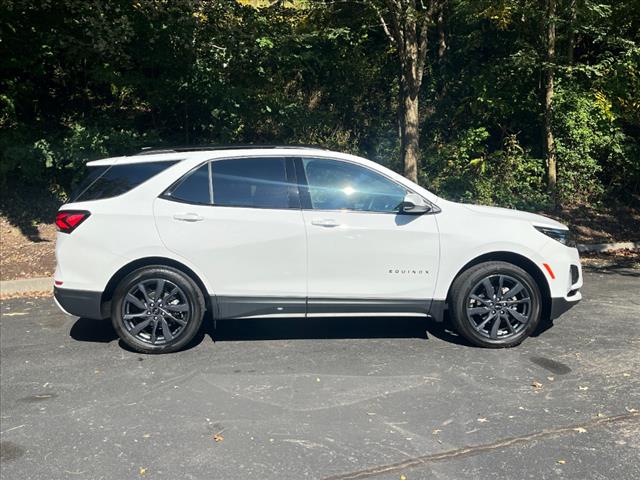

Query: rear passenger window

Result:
[73,161,178,202]
[212,157,292,209]
[165,163,211,205]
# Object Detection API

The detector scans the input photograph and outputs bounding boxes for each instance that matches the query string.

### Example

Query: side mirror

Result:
[400,193,431,214]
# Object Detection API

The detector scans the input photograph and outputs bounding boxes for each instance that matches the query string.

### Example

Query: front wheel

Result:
[449,261,542,348]
[111,266,205,354]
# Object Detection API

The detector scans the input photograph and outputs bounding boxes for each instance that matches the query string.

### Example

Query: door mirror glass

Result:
[400,193,431,214]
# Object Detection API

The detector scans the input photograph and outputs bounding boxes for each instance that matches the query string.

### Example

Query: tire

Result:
[111,266,205,354]
[449,261,541,348]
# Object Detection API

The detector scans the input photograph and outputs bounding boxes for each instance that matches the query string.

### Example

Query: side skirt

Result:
[213,296,438,320]
[215,296,306,319]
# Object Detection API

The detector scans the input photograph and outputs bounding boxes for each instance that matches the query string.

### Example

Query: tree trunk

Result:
[400,12,421,183]
[398,73,407,167]
[437,7,446,60]
[544,0,557,204]
[373,0,440,183]
[567,0,577,64]
[403,92,420,182]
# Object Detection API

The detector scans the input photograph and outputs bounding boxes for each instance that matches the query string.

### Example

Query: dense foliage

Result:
[1,0,638,209]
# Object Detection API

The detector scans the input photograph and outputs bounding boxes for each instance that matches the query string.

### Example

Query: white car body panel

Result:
[302,209,439,301]
[153,198,307,299]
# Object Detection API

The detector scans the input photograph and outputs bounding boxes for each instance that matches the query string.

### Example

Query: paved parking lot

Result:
[1,269,639,479]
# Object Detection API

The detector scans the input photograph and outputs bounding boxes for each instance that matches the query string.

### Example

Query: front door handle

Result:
[173,213,204,222]
[311,218,340,227]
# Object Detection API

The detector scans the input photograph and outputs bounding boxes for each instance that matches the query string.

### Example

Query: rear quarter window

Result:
[72,161,178,202]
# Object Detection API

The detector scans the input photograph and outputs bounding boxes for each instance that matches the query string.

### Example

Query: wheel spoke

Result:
[161,318,173,341]
[498,275,504,296]
[475,312,496,331]
[130,318,152,335]
[501,282,524,300]
[490,315,501,339]
[124,312,148,321]
[163,311,187,326]
[150,320,158,343]
[503,298,530,305]
[164,287,179,303]
[482,278,496,298]
[155,279,166,301]
[164,303,188,313]
[126,293,146,310]
[504,316,516,333]
[467,306,491,316]
[138,283,152,304]
[506,308,529,324]
[470,294,492,307]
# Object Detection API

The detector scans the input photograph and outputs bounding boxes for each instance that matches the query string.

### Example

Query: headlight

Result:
[534,226,575,247]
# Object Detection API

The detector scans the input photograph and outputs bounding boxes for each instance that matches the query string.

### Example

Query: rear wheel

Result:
[111,266,205,354]
[449,261,541,348]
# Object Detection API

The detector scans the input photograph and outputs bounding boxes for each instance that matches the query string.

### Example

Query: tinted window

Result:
[212,157,291,209]
[70,166,109,201]
[302,158,407,212]
[165,162,211,205]
[74,161,177,202]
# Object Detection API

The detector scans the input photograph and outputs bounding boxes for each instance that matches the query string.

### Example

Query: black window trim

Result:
[160,155,301,211]
[293,156,441,215]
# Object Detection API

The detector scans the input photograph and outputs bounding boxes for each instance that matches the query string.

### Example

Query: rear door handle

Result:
[311,218,340,227]
[173,213,204,222]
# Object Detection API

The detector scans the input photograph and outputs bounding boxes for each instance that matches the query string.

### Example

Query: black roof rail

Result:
[134,144,329,156]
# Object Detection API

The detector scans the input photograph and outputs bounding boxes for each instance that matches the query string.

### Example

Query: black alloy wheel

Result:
[112,266,205,354]
[449,261,542,348]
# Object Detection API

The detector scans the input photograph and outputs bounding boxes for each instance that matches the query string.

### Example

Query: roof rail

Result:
[134,144,329,156]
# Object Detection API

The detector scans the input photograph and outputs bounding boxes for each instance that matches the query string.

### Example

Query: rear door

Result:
[154,157,308,319]
[296,157,440,316]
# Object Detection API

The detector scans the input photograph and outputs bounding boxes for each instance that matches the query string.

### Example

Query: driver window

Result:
[301,158,407,213]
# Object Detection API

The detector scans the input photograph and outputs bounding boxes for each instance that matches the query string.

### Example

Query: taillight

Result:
[56,210,90,233]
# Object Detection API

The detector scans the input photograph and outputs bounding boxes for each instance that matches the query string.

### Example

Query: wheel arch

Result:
[100,257,213,315]
[445,251,551,320]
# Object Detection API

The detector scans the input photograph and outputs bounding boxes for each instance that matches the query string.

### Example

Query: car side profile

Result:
[53,146,582,353]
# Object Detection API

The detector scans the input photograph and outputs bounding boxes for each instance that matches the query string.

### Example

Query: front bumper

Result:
[549,291,582,319]
[54,287,106,320]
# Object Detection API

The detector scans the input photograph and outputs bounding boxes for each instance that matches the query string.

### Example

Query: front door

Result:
[296,157,440,316]
[154,157,307,319]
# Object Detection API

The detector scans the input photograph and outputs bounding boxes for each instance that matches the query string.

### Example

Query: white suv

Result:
[54,146,582,353]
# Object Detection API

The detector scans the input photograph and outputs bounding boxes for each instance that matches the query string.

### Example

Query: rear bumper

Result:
[549,291,582,319]
[54,287,106,320]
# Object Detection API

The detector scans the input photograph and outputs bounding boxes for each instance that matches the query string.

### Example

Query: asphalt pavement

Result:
[1,269,639,479]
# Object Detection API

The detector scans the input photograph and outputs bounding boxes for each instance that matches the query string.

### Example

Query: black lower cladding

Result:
[54,287,105,319]
[214,296,431,319]
[216,296,306,319]
[549,295,581,319]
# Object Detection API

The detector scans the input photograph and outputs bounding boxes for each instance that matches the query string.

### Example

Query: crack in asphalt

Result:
[322,411,640,480]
